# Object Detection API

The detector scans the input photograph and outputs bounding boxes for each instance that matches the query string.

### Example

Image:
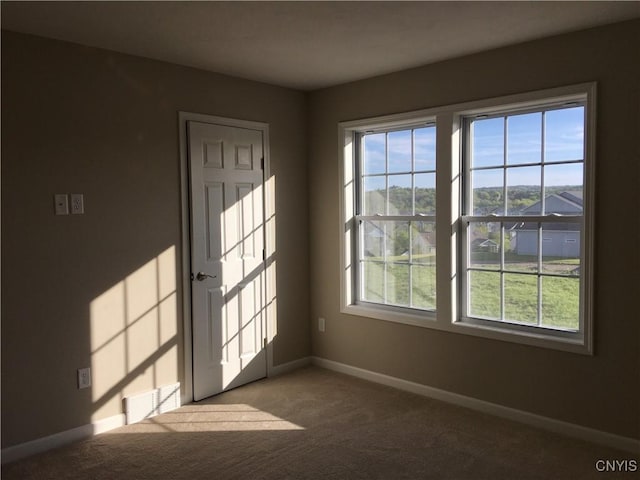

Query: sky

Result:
[362,106,584,190]
[364,126,435,175]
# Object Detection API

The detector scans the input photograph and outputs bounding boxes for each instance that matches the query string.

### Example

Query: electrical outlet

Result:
[78,367,91,389]
[70,193,84,214]
[318,317,326,332]
[54,194,69,215]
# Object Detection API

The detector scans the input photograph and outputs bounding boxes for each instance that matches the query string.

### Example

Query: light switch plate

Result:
[78,367,91,389]
[70,194,84,214]
[54,194,69,215]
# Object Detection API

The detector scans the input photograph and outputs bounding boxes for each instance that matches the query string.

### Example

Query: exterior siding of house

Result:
[513,192,583,257]
[515,230,581,257]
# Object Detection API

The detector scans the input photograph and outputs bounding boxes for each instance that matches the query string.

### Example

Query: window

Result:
[462,102,587,337]
[357,125,437,312]
[340,83,594,353]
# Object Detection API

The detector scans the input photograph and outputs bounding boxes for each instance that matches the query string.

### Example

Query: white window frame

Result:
[339,83,595,354]
[340,110,443,328]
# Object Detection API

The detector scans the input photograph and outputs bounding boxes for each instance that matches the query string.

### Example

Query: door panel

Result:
[205,183,224,262]
[188,121,266,401]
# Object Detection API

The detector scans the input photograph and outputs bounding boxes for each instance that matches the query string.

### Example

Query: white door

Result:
[188,120,267,401]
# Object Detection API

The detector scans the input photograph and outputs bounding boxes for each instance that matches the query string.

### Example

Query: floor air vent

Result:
[124,383,181,424]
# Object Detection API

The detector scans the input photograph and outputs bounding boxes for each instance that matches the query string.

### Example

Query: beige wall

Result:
[1,31,309,448]
[308,20,639,440]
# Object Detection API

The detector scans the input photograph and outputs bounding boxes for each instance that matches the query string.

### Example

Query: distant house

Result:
[363,222,435,258]
[411,231,436,256]
[363,222,385,257]
[471,238,499,253]
[512,191,582,257]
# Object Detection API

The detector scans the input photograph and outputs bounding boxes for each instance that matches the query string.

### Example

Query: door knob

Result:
[194,272,216,281]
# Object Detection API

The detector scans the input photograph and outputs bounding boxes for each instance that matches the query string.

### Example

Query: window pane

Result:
[541,276,579,330]
[472,117,504,168]
[387,263,409,306]
[541,223,581,276]
[361,261,384,303]
[415,173,435,215]
[506,166,541,215]
[504,273,538,324]
[357,125,436,313]
[363,133,386,175]
[469,222,500,270]
[509,222,539,268]
[363,176,385,215]
[469,270,500,319]
[412,265,436,310]
[387,221,410,260]
[362,220,384,259]
[411,222,436,264]
[544,107,584,163]
[543,164,583,214]
[507,112,542,165]
[414,126,436,171]
[388,175,412,215]
[472,168,503,215]
[388,130,411,173]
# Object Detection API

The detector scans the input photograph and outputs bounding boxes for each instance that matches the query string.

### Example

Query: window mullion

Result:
[383,133,389,304]
[500,116,506,321]
[462,118,472,320]
[408,222,413,307]
[538,113,545,327]
[356,135,363,304]
[383,222,388,304]
[500,272,505,321]
[409,129,415,307]
[503,117,508,215]
[411,129,416,215]
[537,222,543,326]
[541,111,547,215]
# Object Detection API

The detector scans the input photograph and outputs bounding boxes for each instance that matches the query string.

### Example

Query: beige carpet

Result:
[2,366,633,479]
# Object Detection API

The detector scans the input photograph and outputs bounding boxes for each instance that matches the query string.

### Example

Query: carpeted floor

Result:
[2,366,634,479]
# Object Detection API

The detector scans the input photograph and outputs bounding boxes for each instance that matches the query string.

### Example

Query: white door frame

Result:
[178,111,274,405]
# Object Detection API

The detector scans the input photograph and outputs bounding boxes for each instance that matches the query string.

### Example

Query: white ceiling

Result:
[2,1,639,90]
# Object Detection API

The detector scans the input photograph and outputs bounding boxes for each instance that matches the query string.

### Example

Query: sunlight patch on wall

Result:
[90,246,178,421]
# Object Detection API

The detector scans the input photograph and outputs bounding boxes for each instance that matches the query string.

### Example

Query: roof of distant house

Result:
[558,191,583,207]
[521,191,583,215]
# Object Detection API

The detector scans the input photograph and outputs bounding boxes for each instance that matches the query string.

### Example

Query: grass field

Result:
[362,258,436,310]
[469,270,579,329]
[361,254,579,330]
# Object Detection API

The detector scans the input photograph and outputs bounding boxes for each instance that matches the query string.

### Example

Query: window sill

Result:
[342,303,436,329]
[341,303,591,355]
[450,318,592,355]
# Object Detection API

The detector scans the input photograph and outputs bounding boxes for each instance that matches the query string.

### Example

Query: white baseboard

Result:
[311,356,640,455]
[269,356,311,377]
[1,414,126,465]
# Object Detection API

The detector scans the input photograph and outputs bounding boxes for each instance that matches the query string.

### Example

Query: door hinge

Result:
[263,249,266,261]
[263,338,268,349]
[261,157,264,170]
